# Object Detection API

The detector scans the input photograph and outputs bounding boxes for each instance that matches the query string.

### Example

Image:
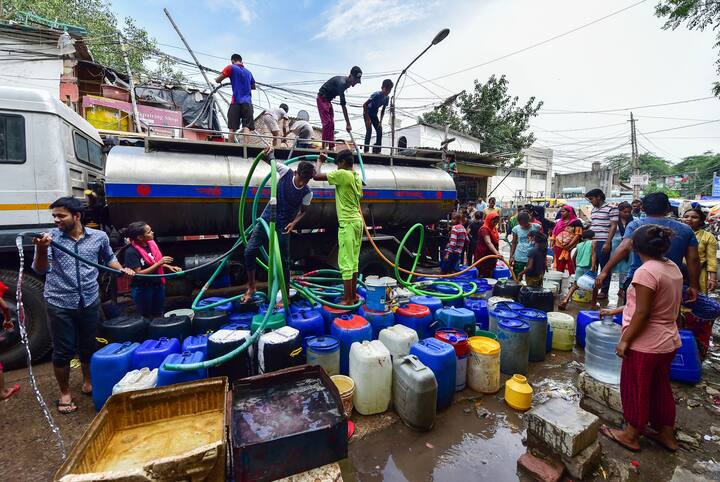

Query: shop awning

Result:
[456,162,497,177]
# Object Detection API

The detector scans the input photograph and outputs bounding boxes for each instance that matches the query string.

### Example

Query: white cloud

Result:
[314,0,435,40]
[205,0,255,23]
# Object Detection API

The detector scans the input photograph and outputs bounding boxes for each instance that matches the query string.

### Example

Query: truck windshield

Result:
[74,132,103,169]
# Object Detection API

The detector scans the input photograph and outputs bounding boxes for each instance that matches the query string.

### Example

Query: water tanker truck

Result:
[0,86,457,368]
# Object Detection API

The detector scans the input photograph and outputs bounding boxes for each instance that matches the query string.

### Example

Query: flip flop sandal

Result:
[645,431,678,453]
[600,425,640,452]
[1,384,20,400]
[56,399,78,414]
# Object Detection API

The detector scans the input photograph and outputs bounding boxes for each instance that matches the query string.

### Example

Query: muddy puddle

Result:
[344,350,582,481]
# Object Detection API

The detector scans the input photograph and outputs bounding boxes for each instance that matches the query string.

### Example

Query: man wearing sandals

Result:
[33,197,134,414]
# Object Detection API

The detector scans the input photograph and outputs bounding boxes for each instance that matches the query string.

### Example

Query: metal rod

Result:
[163,7,229,126]
[118,34,143,134]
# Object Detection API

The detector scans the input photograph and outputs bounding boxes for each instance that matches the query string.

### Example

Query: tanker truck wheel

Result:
[0,270,51,369]
[358,246,396,278]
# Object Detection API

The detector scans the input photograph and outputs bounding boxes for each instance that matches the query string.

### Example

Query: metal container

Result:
[55,378,228,482]
[105,145,456,236]
[231,365,347,482]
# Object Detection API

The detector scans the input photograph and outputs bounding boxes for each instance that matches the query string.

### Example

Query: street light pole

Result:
[390,28,449,163]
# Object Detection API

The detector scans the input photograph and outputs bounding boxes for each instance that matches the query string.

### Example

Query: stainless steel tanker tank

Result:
[104,145,457,236]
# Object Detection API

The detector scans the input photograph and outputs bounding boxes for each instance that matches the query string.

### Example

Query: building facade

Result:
[551,161,617,198]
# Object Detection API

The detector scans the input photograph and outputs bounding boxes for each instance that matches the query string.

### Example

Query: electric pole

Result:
[630,112,640,199]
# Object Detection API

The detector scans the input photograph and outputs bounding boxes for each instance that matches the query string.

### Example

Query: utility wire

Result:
[418,0,649,83]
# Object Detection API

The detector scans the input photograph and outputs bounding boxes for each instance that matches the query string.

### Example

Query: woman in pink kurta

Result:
[599,224,682,453]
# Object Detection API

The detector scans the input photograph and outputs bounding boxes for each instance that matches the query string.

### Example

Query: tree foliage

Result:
[604,152,672,180]
[655,0,720,96]
[5,0,185,83]
[671,151,720,197]
[421,75,543,163]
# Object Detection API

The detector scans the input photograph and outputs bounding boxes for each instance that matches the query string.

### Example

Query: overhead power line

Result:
[420,0,649,83]
[539,96,717,114]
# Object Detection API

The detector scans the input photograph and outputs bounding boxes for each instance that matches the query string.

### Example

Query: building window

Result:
[73,132,103,169]
[0,114,26,164]
[530,170,547,180]
[398,136,407,148]
[497,168,526,178]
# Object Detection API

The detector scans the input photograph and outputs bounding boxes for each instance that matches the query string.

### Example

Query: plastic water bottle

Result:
[584,318,622,384]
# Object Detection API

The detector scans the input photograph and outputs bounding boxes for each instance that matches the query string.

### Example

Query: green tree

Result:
[5,0,185,83]
[421,75,543,163]
[604,152,672,180]
[643,182,680,198]
[655,0,720,96]
[671,151,720,197]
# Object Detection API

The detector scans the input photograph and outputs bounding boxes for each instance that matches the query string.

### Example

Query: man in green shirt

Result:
[314,149,363,305]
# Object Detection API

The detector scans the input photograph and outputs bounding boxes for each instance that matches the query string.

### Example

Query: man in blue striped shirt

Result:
[33,197,133,414]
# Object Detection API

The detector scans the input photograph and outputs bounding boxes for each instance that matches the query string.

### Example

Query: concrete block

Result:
[580,396,624,426]
[527,434,602,480]
[517,452,564,482]
[577,371,623,412]
[562,440,601,480]
[277,463,343,481]
[526,398,601,457]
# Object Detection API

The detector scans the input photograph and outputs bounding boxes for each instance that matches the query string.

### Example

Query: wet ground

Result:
[2,273,720,481]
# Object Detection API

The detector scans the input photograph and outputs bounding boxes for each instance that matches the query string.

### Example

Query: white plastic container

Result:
[393,355,437,430]
[164,308,195,321]
[547,312,575,351]
[378,324,419,360]
[467,337,501,393]
[487,296,513,310]
[349,340,392,415]
[112,367,158,394]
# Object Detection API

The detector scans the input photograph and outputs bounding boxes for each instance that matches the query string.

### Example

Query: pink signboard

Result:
[82,95,183,136]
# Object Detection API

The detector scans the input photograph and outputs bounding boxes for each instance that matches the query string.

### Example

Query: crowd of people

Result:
[216,53,394,152]
[445,188,717,453]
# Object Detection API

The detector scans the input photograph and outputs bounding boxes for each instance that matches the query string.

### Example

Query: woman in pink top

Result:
[599,224,682,453]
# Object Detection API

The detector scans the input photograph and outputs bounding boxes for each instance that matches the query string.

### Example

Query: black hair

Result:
[451,211,462,221]
[641,192,671,216]
[569,219,583,228]
[473,211,482,220]
[683,207,706,227]
[381,79,393,90]
[336,149,354,166]
[617,201,633,236]
[632,199,642,206]
[632,224,673,258]
[49,196,84,215]
[279,103,289,113]
[120,221,149,240]
[518,212,530,223]
[582,229,595,240]
[231,53,242,63]
[584,188,606,201]
[296,161,315,181]
[529,231,548,245]
[488,197,496,203]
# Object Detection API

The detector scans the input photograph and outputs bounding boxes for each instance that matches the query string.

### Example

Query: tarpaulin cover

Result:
[135,85,221,131]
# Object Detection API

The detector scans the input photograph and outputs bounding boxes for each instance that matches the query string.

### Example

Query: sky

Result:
[110,0,720,174]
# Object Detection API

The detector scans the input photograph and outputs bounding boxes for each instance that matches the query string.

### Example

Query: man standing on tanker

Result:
[313,149,363,305]
[317,66,362,149]
[242,147,316,303]
[215,53,256,144]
